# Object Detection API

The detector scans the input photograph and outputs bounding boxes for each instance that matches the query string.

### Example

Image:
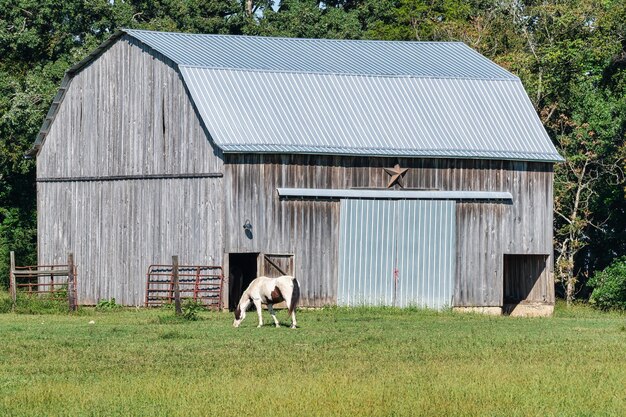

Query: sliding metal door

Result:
[338,199,455,309]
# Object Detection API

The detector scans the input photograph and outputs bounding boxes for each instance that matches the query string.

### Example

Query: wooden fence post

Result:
[172,255,182,315]
[9,251,16,310]
[68,253,77,312]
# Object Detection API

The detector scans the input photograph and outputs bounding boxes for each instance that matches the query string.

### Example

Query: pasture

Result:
[0,296,625,416]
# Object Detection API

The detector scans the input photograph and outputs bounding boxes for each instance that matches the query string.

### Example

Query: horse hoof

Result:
[257,325,262,328]
[275,324,280,328]
[290,325,297,329]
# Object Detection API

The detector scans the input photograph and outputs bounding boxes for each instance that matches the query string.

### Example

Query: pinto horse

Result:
[233,275,300,328]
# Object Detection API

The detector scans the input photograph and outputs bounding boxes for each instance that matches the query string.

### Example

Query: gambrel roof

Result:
[33,29,563,162]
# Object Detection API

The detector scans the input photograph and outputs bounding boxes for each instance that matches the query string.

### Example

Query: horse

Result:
[233,275,300,328]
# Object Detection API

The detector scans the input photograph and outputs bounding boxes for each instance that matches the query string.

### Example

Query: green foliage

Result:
[155,299,205,321]
[181,299,205,320]
[0,208,36,289]
[253,0,362,39]
[14,294,69,314]
[128,0,250,34]
[95,297,122,311]
[0,291,70,314]
[0,290,12,313]
[588,256,626,310]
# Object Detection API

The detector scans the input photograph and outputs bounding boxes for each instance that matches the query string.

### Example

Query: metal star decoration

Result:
[384,164,409,188]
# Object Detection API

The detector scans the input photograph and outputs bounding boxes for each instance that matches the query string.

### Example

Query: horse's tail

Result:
[289,278,300,314]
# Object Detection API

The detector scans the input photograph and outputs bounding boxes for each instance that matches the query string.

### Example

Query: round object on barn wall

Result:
[243,219,253,239]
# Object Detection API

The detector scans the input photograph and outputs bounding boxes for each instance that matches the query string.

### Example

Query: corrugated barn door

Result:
[338,199,455,309]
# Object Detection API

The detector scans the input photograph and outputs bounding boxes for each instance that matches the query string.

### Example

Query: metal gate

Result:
[145,265,224,309]
[338,199,455,309]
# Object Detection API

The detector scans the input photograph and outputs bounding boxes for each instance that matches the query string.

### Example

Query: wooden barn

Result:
[31,29,563,316]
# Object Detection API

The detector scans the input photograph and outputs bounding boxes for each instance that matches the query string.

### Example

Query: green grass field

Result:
[1,295,625,417]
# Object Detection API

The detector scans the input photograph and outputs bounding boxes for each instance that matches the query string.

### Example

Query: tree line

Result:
[1,0,624,302]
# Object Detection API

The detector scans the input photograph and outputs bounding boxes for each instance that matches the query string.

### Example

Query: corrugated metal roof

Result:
[32,29,564,162]
[124,29,516,80]
[180,66,562,161]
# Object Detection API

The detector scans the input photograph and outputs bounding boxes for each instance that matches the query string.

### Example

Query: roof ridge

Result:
[179,64,519,81]
[124,29,517,80]
[123,28,467,46]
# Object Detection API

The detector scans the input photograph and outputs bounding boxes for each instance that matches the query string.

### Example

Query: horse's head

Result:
[233,305,243,327]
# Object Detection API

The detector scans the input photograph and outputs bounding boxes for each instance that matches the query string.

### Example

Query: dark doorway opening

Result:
[503,254,549,314]
[228,253,258,311]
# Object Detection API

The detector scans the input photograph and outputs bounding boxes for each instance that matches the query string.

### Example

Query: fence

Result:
[145,261,223,310]
[9,251,78,311]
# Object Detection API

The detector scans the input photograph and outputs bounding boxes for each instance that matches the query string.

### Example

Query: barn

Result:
[31,29,563,316]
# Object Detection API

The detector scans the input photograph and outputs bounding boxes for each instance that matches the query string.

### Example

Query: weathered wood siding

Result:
[37,35,223,177]
[37,36,224,305]
[225,155,554,308]
[38,179,223,305]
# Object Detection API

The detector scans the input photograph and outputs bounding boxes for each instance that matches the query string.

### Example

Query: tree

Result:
[251,0,361,39]
[0,0,624,301]
[0,0,253,285]
[534,1,626,303]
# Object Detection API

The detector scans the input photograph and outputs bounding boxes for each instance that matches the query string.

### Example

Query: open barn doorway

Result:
[228,253,258,311]
[503,254,549,313]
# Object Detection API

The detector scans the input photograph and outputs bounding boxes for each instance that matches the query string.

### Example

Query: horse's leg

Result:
[283,291,297,329]
[252,298,263,328]
[267,304,280,327]
[290,308,297,329]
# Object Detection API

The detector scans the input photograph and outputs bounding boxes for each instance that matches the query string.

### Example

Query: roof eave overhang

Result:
[220,147,565,163]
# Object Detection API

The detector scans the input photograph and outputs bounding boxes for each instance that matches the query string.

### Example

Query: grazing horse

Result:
[233,275,300,328]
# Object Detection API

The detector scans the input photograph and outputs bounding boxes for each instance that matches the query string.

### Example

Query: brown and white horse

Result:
[233,275,300,328]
